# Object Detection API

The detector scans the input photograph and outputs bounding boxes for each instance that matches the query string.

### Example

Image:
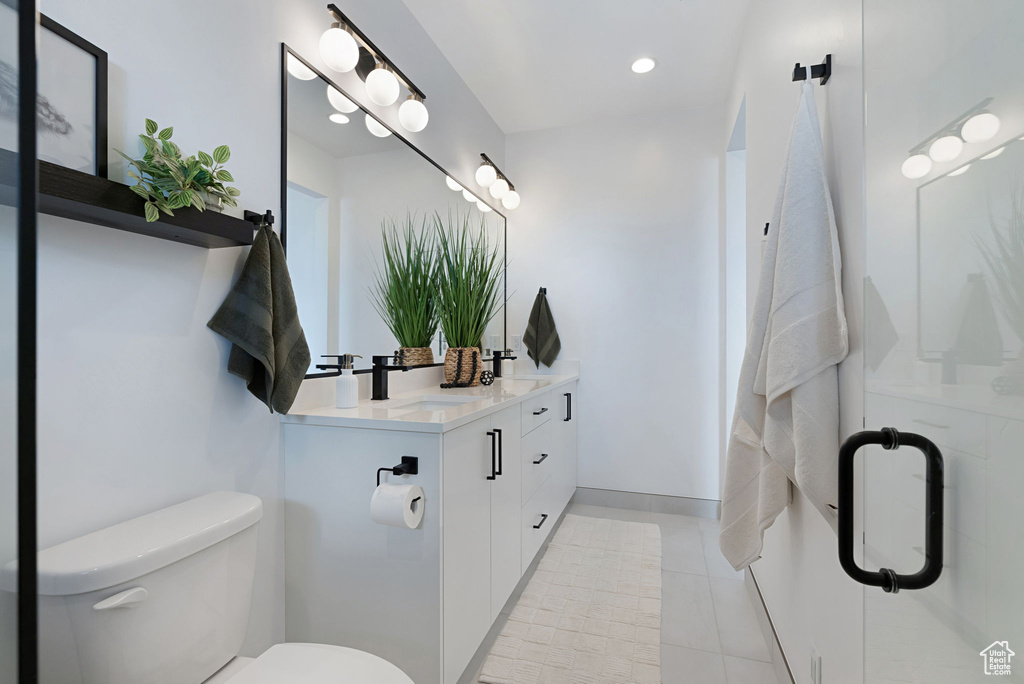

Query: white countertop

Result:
[282,373,578,433]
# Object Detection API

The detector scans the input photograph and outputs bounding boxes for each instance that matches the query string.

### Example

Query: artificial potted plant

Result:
[975,179,1024,391]
[369,215,440,366]
[435,210,504,386]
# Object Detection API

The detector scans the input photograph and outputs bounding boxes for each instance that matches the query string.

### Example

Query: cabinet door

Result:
[441,420,493,684]
[489,405,523,619]
[554,383,578,510]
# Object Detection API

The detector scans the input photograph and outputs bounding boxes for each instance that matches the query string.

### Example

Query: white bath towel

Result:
[719,80,848,571]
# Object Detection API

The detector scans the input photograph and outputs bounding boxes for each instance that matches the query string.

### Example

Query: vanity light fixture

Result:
[364,113,392,138]
[477,201,492,213]
[462,188,476,203]
[323,4,429,132]
[328,113,350,124]
[631,57,657,74]
[327,85,358,113]
[445,176,464,192]
[901,97,1000,179]
[476,153,519,210]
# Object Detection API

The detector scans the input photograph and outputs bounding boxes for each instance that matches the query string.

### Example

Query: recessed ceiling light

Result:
[631,57,657,74]
[328,113,350,124]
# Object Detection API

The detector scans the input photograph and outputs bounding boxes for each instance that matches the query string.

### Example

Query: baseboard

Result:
[745,567,796,684]
[572,486,721,519]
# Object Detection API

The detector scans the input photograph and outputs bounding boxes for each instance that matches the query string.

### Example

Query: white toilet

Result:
[1,491,414,684]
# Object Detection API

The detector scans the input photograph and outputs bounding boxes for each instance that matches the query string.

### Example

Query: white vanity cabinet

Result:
[283,376,579,684]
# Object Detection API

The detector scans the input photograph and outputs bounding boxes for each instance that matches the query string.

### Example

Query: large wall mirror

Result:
[918,137,1024,364]
[281,46,506,376]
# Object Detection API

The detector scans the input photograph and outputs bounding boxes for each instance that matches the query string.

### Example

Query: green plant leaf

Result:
[144,202,159,222]
[129,184,150,200]
[145,119,158,135]
[226,186,241,197]
[215,169,234,182]
[191,192,207,212]
[212,145,231,163]
[197,150,214,166]
[158,126,174,140]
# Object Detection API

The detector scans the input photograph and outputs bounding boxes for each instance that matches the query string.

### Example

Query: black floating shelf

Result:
[0,148,256,249]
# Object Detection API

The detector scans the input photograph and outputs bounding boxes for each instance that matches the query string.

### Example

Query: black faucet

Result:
[492,350,518,378]
[369,354,411,401]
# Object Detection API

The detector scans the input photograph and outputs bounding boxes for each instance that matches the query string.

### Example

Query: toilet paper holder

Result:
[376,456,419,487]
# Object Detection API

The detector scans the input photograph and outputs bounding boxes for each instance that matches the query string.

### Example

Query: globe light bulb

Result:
[328,113,349,124]
[477,201,492,213]
[327,85,358,113]
[446,176,463,192]
[398,98,429,132]
[475,163,497,188]
[901,154,932,179]
[365,67,400,106]
[501,190,521,210]
[364,114,391,138]
[961,113,1000,143]
[947,164,971,177]
[981,147,1006,160]
[489,178,509,199]
[462,189,476,202]
[286,53,317,80]
[928,135,963,162]
[319,25,359,73]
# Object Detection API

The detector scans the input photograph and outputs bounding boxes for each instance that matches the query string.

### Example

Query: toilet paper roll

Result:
[370,483,425,529]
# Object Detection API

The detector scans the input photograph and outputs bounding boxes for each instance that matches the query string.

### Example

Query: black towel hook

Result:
[244,209,275,229]
[793,54,831,85]
[539,287,547,295]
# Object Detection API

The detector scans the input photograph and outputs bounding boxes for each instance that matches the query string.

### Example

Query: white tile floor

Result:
[567,504,783,684]
[467,502,786,684]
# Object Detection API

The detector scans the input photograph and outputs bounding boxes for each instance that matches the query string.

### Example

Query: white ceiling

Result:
[402,0,750,133]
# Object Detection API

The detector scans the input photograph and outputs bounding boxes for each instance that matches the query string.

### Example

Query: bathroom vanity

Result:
[282,374,579,684]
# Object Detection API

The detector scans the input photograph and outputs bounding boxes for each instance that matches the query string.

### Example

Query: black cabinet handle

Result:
[533,407,548,416]
[533,453,549,465]
[494,428,503,476]
[838,428,944,594]
[533,513,549,529]
[486,431,497,480]
[564,393,572,421]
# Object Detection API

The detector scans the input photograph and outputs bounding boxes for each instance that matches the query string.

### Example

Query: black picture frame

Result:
[38,14,108,178]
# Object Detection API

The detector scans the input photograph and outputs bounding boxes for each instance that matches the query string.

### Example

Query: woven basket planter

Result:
[444,347,483,386]
[398,347,434,367]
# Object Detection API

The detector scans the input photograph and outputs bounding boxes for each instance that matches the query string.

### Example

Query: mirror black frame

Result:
[280,44,508,378]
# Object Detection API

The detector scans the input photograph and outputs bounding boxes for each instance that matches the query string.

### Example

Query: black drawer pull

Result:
[494,428,503,476]
[533,513,549,529]
[564,393,572,421]
[533,453,549,465]
[533,407,549,416]
[486,431,497,480]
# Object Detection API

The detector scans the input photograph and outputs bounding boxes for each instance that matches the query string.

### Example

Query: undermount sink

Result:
[386,395,480,413]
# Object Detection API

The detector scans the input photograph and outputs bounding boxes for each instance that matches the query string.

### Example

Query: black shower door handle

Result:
[838,427,944,593]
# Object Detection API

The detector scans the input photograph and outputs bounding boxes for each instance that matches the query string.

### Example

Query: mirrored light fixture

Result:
[462,189,476,203]
[901,154,932,179]
[631,57,657,74]
[929,135,963,162]
[398,96,429,132]
[947,164,971,177]
[319,22,359,73]
[322,4,430,131]
[981,147,1005,160]
[477,201,492,213]
[961,112,1000,143]
[446,176,463,192]
[476,153,519,210]
[286,53,317,80]
[327,85,358,113]
[328,113,350,124]
[364,113,391,138]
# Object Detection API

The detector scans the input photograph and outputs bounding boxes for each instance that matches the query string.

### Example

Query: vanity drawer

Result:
[521,477,558,574]
[522,421,554,505]
[521,391,554,436]
[866,393,987,459]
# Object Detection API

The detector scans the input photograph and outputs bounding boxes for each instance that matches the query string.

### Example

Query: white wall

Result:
[505,106,722,501]
[722,1,866,681]
[37,0,506,657]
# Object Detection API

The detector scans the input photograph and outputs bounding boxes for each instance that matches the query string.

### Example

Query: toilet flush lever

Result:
[93,586,148,611]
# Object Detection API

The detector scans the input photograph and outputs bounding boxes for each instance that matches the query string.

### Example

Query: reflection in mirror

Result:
[282,48,506,375]
[918,138,1024,364]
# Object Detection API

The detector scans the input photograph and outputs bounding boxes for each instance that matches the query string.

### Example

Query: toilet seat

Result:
[222,643,414,684]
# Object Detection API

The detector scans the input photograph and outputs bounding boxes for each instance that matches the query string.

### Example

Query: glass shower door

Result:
[861,1,1024,681]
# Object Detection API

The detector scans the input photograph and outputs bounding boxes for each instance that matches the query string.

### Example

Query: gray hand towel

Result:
[208,225,310,413]
[524,289,560,368]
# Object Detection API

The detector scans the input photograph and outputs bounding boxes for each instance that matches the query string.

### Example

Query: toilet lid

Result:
[224,643,414,684]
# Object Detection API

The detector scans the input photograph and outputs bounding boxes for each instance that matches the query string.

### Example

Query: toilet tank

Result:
[2,492,263,684]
